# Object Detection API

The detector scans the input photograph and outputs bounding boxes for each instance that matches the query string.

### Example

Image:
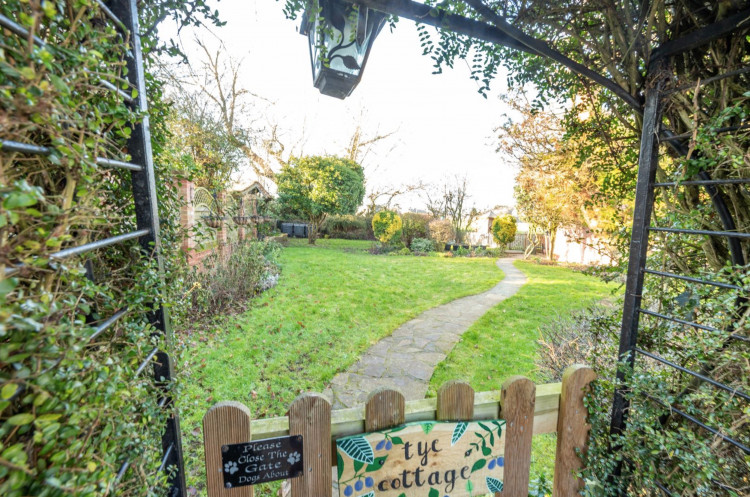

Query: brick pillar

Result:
[216,191,228,262]
[179,180,195,256]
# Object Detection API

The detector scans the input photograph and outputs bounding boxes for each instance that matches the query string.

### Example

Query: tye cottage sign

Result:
[336,420,505,497]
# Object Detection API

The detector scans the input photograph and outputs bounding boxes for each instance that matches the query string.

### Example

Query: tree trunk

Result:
[307,216,323,245]
[307,221,317,244]
[548,229,557,262]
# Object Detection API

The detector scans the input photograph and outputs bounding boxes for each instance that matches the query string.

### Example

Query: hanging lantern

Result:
[301,0,387,99]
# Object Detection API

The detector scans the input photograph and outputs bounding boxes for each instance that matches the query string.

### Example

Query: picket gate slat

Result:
[553,365,597,497]
[289,393,332,497]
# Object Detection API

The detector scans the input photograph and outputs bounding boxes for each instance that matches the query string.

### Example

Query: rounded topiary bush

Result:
[491,215,517,247]
[371,210,402,244]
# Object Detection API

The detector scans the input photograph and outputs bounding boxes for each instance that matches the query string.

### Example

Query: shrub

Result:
[321,214,372,240]
[257,220,278,238]
[454,246,471,257]
[388,247,413,256]
[428,219,456,246]
[276,155,365,244]
[322,214,367,233]
[0,3,223,495]
[536,305,619,382]
[400,212,431,247]
[491,215,517,247]
[483,247,506,258]
[371,210,403,244]
[187,240,280,316]
[411,237,435,255]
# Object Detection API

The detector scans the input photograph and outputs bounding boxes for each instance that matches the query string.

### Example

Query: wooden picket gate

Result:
[203,365,594,497]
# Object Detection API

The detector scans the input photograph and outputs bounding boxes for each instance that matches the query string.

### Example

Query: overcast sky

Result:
[161,0,519,210]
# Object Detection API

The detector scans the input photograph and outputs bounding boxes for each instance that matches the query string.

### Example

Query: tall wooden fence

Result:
[203,365,595,497]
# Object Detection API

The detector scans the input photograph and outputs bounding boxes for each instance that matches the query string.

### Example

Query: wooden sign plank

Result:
[336,420,505,497]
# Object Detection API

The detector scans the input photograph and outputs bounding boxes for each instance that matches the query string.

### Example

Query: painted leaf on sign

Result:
[339,436,375,464]
[451,422,468,446]
[486,476,504,493]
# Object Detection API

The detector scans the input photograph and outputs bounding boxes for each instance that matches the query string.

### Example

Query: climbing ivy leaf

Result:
[428,487,439,497]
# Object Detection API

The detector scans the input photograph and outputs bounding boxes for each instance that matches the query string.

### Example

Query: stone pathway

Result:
[323,257,527,409]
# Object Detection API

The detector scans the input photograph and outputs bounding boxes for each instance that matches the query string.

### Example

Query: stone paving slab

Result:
[322,257,527,409]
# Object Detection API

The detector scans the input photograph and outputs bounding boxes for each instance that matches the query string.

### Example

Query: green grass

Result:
[178,239,504,492]
[427,260,613,483]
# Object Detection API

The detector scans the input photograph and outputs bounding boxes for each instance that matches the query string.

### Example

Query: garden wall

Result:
[179,180,255,268]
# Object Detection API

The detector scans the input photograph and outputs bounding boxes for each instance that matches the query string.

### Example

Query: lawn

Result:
[428,260,614,484]
[178,239,505,492]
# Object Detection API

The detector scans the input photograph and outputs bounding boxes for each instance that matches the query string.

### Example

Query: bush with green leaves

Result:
[410,237,435,255]
[276,156,365,244]
[536,264,750,495]
[428,219,456,247]
[0,2,221,495]
[371,210,403,244]
[321,214,372,240]
[400,212,432,248]
[388,247,413,256]
[491,215,517,247]
[186,240,280,317]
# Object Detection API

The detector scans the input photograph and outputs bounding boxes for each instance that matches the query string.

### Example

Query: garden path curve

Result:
[323,257,527,409]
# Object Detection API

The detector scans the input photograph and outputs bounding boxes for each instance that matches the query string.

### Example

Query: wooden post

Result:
[289,393,332,497]
[365,388,405,431]
[203,402,253,497]
[553,365,596,497]
[499,376,535,497]
[436,380,475,421]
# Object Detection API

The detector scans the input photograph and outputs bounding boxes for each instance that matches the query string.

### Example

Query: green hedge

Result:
[0,2,219,496]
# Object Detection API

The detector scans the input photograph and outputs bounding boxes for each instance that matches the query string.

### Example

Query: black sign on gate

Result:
[221,435,304,489]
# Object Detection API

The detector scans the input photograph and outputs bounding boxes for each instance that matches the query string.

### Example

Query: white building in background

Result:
[465,207,515,247]
[551,228,613,265]
[465,206,612,265]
